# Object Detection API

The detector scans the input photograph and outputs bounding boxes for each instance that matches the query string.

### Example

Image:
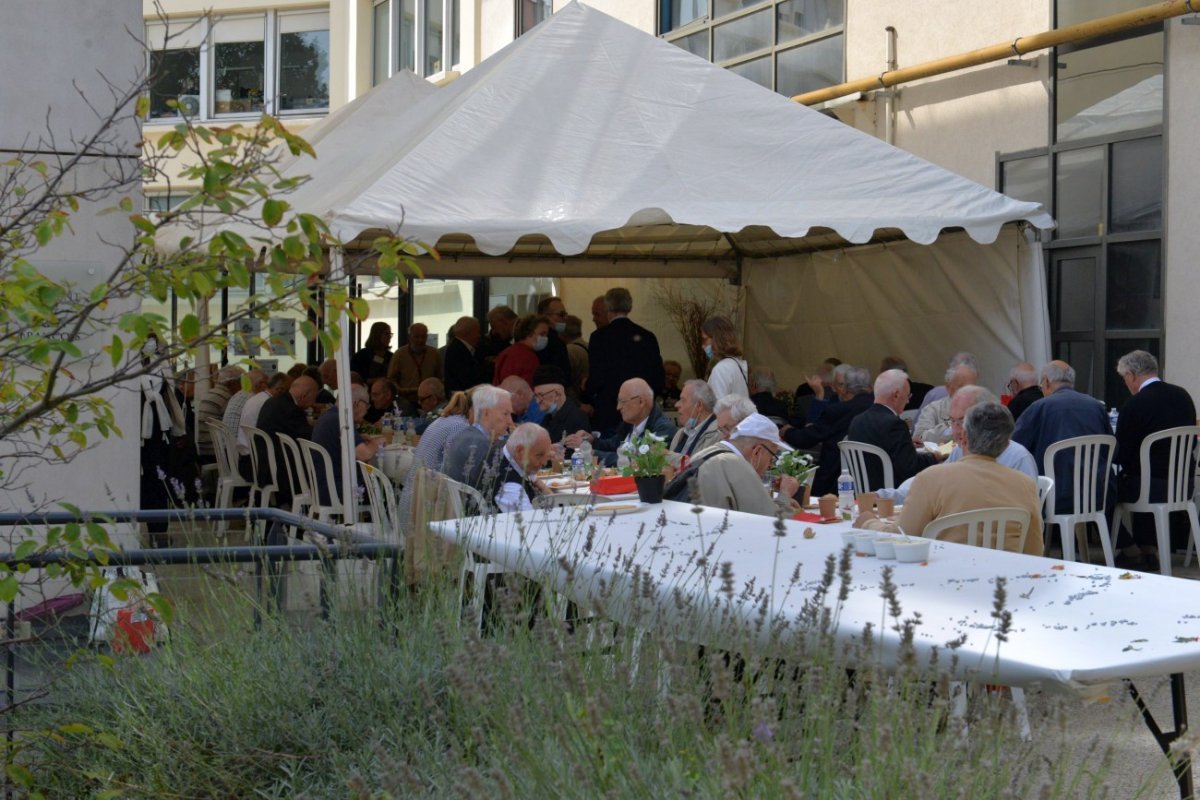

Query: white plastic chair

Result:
[1036,476,1053,551]
[359,461,403,548]
[838,440,894,492]
[205,419,252,540]
[922,506,1032,554]
[299,439,348,524]
[443,476,506,632]
[924,505,1033,741]
[1043,435,1116,568]
[242,425,279,510]
[1112,426,1200,577]
[276,433,314,521]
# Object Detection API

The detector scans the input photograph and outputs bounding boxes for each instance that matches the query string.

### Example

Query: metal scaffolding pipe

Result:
[793,0,1196,106]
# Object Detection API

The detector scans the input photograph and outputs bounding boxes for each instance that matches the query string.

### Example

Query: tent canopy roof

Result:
[162,2,1053,260]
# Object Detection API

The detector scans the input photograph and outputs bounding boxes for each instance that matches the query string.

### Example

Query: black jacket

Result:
[784,391,874,496]
[586,317,665,434]
[845,403,937,490]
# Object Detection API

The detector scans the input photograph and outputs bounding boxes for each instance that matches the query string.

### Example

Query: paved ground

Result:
[13,522,1200,798]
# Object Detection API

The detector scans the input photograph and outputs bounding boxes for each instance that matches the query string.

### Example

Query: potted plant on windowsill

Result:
[619,430,669,503]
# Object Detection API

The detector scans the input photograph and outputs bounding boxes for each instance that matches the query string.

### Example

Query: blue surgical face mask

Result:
[703,344,714,359]
[546,402,559,415]
[553,322,567,334]
[684,416,698,431]
[533,335,548,351]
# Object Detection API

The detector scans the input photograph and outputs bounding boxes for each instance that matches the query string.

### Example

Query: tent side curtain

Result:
[741,225,1050,393]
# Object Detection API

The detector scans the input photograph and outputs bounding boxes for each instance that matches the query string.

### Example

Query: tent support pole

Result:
[331,248,358,525]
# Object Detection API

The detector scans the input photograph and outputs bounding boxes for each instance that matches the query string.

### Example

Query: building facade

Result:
[142,0,1200,406]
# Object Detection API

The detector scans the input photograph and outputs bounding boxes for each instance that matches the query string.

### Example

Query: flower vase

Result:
[634,475,665,504]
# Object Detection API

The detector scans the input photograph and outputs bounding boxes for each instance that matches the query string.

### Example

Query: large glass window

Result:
[1054,146,1104,239]
[373,0,457,81]
[278,11,330,111]
[1055,34,1162,143]
[999,154,1050,211]
[213,16,266,115]
[517,0,553,35]
[662,0,844,98]
[1110,136,1162,233]
[144,10,330,122]
[145,21,203,120]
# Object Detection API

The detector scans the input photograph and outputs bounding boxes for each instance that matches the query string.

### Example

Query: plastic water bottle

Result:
[571,449,586,481]
[837,467,856,515]
[577,439,594,478]
[1109,407,1119,434]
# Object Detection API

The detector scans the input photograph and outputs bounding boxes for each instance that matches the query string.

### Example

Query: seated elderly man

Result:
[846,369,942,489]
[365,377,403,423]
[714,394,759,440]
[311,384,386,505]
[494,423,553,512]
[671,379,721,458]
[531,366,588,445]
[855,402,1042,555]
[883,385,1037,504]
[443,384,513,491]
[913,362,979,443]
[413,377,446,434]
[565,378,675,467]
[1004,361,1043,422]
[696,414,800,517]
[749,368,789,420]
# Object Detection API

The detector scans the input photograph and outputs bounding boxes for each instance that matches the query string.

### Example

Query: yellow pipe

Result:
[793,0,1196,106]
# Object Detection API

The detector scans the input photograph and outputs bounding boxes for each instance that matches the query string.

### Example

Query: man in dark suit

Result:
[845,369,941,490]
[536,296,574,379]
[443,384,513,494]
[781,364,874,496]
[256,375,320,501]
[443,316,491,394]
[748,367,790,420]
[532,366,588,446]
[1113,350,1197,568]
[1004,362,1043,422]
[1012,360,1111,515]
[566,378,675,467]
[585,287,664,435]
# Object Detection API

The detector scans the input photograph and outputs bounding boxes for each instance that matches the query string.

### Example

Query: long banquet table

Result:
[429,500,1200,796]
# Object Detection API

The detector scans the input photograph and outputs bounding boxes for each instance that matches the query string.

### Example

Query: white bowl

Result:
[893,538,931,563]
[840,530,859,549]
[853,532,877,555]
[874,537,902,559]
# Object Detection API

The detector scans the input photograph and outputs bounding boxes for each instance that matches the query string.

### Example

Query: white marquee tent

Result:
[164,2,1058,510]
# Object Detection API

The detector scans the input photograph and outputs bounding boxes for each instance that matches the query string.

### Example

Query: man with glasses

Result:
[1004,361,1042,422]
[846,369,943,490]
[532,366,587,447]
[413,377,446,434]
[780,364,874,497]
[696,414,800,517]
[565,378,675,467]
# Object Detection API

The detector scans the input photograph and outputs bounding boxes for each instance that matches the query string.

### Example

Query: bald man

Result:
[388,322,443,403]
[565,378,676,467]
[1004,361,1043,422]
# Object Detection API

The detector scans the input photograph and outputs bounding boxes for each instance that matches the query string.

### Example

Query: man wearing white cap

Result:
[696,413,800,517]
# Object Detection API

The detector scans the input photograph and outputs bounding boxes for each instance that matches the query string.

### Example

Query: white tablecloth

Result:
[429,500,1200,696]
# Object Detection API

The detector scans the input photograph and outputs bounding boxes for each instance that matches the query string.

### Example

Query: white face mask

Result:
[533,335,548,352]
[141,340,159,356]
[684,416,698,432]
[553,322,567,334]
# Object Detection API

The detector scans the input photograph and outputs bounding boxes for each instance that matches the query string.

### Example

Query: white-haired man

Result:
[913,362,979,443]
[444,384,513,491]
[1112,350,1197,572]
[855,402,1042,555]
[311,384,386,505]
[714,394,758,440]
[696,414,800,517]
[1004,361,1042,422]
[671,379,720,458]
[846,369,942,490]
[196,364,245,464]
[495,423,553,512]
[917,352,978,413]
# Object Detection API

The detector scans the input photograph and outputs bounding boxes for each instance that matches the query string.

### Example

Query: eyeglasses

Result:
[418,394,436,404]
[758,444,780,468]
[534,389,558,401]
[616,396,640,407]
[354,398,368,408]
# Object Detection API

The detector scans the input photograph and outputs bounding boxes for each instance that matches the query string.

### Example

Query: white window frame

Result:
[373,0,457,82]
[145,7,330,124]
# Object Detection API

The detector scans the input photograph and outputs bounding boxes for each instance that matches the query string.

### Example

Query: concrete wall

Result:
[0,1,143,546]
[843,0,1051,187]
[1163,16,1200,399]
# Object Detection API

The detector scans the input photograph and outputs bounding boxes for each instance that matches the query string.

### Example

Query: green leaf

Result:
[0,575,19,603]
[262,198,286,226]
[179,314,200,341]
[5,764,33,788]
[109,335,123,367]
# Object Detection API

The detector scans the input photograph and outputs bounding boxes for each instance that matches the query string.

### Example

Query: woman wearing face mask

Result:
[494,313,550,386]
[701,315,750,402]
